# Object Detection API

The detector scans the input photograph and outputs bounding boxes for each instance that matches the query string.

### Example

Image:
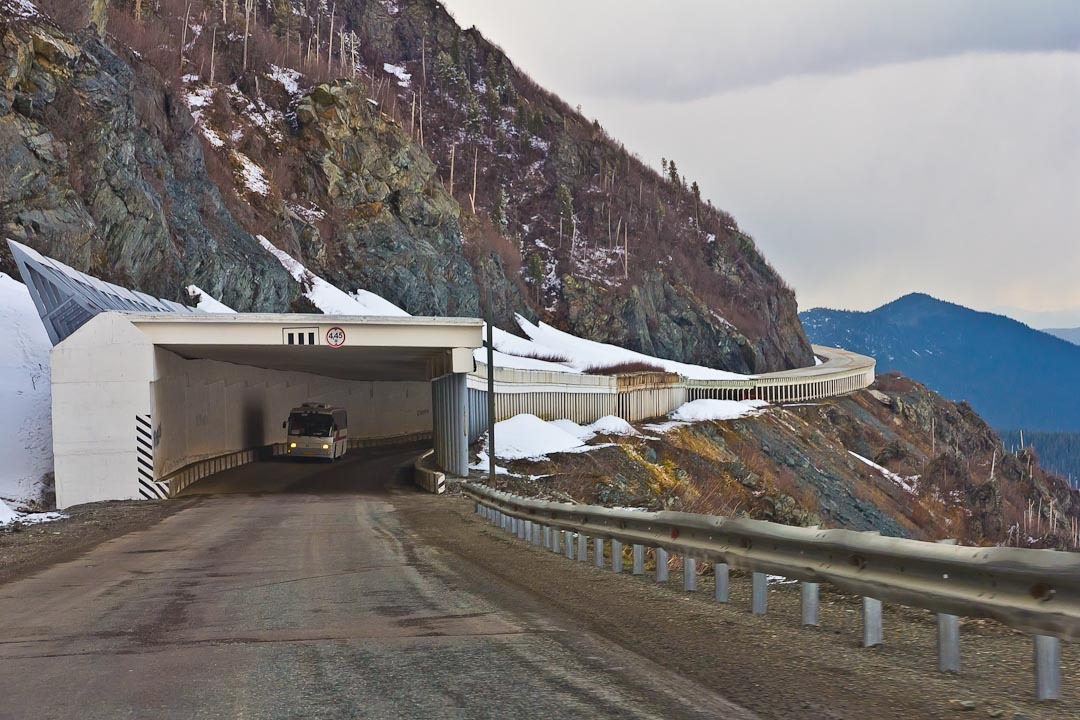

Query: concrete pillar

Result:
[937,613,960,673]
[751,572,767,614]
[432,373,469,476]
[683,558,697,591]
[801,583,819,626]
[863,597,883,647]
[1034,635,1061,701]
[714,563,729,602]
[656,548,669,582]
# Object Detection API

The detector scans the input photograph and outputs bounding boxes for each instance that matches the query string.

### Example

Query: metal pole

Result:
[1034,635,1061,701]
[801,583,819,626]
[564,531,575,560]
[937,613,960,673]
[863,597,883,647]
[594,538,604,568]
[632,544,644,575]
[533,522,542,546]
[577,533,588,562]
[714,562,729,602]
[611,540,623,573]
[485,290,496,484]
[684,557,697,591]
[752,572,767,614]
[656,548,669,583]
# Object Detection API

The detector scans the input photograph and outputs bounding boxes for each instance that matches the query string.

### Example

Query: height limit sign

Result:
[325,326,346,347]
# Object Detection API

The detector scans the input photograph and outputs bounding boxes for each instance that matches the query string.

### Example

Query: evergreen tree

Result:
[691,181,702,224]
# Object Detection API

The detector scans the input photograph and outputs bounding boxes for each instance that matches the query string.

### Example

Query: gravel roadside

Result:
[0,498,198,584]
[398,492,1078,720]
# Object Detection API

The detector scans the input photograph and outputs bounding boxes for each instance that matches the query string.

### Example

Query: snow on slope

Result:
[488,414,585,460]
[0,273,53,512]
[515,315,747,380]
[185,285,236,313]
[849,451,919,495]
[257,236,409,316]
[671,399,769,422]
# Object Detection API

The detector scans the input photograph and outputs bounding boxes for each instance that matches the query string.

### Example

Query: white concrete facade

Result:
[51,312,482,508]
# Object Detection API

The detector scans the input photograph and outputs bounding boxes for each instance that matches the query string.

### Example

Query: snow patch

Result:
[670,399,769,423]
[257,236,409,316]
[268,64,302,95]
[587,415,639,437]
[0,273,53,506]
[233,152,269,195]
[848,451,919,495]
[550,419,595,442]
[3,0,39,18]
[489,414,585,460]
[515,315,747,380]
[185,285,236,313]
[383,63,411,88]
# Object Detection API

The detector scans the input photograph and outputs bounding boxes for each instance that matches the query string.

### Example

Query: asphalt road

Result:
[0,447,751,720]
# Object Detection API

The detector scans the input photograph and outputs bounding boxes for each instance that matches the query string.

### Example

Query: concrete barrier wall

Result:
[464,346,875,443]
[152,349,432,478]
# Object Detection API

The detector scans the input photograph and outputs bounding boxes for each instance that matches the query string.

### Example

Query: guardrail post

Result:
[632,545,644,575]
[656,548,670,583]
[751,572,768,614]
[936,613,960,673]
[564,531,575,560]
[577,533,588,563]
[1034,635,1061,701]
[714,562,728,602]
[594,538,604,568]
[475,502,481,515]
[684,558,697,591]
[551,527,561,554]
[612,540,623,573]
[517,518,526,540]
[863,598,883,647]
[533,522,543,547]
[801,583,819,626]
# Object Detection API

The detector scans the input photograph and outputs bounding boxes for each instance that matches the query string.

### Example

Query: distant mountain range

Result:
[1045,327,1080,345]
[800,293,1080,434]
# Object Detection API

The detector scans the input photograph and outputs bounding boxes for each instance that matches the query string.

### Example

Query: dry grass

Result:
[585,361,667,375]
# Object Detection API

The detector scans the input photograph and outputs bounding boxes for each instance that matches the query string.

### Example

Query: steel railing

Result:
[462,482,1079,700]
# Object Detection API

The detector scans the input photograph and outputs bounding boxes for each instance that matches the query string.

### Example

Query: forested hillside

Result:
[0,0,812,372]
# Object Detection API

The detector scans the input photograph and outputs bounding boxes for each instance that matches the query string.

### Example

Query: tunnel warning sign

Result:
[326,326,346,347]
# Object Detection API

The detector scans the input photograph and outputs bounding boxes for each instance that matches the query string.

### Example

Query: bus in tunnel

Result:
[285,404,348,461]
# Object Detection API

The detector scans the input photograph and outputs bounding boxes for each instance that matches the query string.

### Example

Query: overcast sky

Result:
[441,0,1080,325]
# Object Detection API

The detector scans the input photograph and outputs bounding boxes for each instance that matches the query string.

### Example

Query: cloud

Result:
[586,52,1080,312]
[444,0,1080,102]
[442,1,1080,314]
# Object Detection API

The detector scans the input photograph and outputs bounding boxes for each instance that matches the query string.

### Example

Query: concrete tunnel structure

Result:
[8,240,483,508]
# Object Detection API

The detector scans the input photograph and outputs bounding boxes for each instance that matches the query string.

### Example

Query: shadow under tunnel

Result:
[175,442,431,498]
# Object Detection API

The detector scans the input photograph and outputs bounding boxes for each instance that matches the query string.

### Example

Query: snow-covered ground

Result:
[257,236,410,316]
[383,63,411,88]
[476,313,748,380]
[0,273,53,518]
[185,285,236,313]
[670,399,769,422]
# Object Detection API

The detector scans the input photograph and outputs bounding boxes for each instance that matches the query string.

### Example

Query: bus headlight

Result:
[290,443,297,448]
[322,444,330,450]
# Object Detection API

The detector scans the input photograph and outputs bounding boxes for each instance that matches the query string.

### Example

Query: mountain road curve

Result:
[0,446,751,720]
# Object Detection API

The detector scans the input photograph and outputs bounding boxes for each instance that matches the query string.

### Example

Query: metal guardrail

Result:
[462,482,1079,700]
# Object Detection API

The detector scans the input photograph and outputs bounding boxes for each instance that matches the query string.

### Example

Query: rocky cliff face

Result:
[0,0,811,373]
[0,10,298,310]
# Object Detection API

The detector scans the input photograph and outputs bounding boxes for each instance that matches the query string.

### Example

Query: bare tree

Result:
[209,25,217,84]
[242,0,255,71]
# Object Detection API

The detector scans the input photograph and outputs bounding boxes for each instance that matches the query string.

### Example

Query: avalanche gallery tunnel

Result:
[8,240,482,509]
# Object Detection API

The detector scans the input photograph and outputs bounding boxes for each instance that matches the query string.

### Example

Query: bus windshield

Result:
[288,413,334,437]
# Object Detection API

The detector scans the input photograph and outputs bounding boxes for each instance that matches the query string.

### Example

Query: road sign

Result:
[326,326,346,347]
